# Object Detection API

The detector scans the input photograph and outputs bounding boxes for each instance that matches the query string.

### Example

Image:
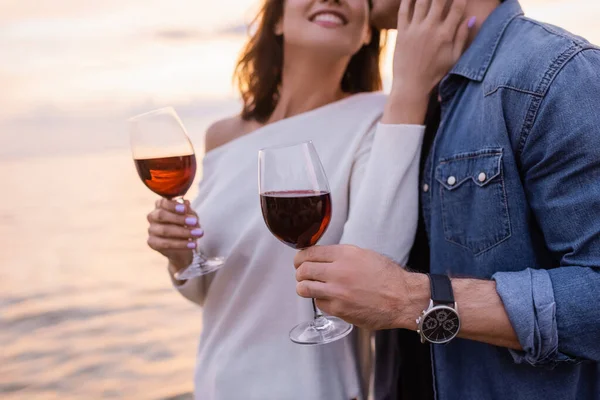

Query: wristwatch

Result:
[416,274,460,344]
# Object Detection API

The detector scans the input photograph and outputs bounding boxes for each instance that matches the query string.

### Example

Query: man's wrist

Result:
[395,271,430,330]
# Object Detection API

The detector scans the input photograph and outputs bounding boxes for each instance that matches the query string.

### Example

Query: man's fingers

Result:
[296,280,331,299]
[296,262,330,283]
[293,245,341,268]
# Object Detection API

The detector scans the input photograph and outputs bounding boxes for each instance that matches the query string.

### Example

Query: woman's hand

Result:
[382,0,471,124]
[146,198,204,275]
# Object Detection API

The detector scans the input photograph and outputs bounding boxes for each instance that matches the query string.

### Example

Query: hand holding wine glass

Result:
[259,141,353,345]
[146,199,204,275]
[129,107,226,280]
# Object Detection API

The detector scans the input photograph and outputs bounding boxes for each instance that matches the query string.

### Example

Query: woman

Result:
[145,0,469,398]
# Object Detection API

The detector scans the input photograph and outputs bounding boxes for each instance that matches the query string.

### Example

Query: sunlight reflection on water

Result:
[0,151,205,399]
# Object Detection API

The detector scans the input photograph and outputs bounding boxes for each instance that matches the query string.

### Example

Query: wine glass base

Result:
[289,316,353,345]
[175,255,225,281]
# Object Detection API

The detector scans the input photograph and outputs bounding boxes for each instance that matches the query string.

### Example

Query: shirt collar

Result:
[450,0,524,82]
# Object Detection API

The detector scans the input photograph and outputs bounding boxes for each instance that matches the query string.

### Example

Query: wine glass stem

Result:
[312,299,330,329]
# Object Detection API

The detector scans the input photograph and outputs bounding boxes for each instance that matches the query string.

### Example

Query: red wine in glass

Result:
[258,141,353,345]
[135,154,197,199]
[129,107,225,280]
[260,190,332,249]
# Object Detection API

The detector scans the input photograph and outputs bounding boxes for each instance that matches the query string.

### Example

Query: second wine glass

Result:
[258,141,353,345]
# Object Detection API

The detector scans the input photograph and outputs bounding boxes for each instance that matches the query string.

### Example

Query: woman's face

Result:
[277,0,372,57]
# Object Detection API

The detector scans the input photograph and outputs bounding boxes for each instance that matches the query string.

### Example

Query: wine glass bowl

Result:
[258,141,353,345]
[259,190,332,249]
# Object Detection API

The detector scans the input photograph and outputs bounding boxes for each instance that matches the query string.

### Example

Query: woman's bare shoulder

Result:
[205,115,259,153]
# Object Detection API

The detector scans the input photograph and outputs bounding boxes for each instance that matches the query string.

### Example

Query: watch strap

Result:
[429,274,454,305]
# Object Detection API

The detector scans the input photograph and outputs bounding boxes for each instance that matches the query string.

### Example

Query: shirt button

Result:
[447,176,457,186]
[423,183,430,193]
[478,172,487,182]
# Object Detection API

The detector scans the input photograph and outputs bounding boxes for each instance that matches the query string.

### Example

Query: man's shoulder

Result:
[486,16,599,96]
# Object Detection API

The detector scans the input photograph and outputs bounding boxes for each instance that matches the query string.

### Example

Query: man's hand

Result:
[293,245,429,330]
[294,245,522,349]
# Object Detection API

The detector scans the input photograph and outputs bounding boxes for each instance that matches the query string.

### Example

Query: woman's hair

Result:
[234,0,384,123]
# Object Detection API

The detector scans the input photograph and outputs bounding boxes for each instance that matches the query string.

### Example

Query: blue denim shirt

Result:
[422,1,600,399]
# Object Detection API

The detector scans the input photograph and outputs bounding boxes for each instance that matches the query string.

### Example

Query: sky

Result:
[1,0,599,157]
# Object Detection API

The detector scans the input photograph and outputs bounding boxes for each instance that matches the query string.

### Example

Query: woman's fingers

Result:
[155,198,190,214]
[147,236,197,251]
[413,0,432,22]
[453,17,471,61]
[398,0,416,26]
[147,207,199,227]
[443,0,467,33]
[427,0,448,21]
[148,223,204,240]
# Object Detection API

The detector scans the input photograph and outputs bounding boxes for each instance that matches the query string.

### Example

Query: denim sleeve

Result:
[493,49,600,366]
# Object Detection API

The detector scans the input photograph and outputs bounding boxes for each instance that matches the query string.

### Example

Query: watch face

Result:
[421,306,460,344]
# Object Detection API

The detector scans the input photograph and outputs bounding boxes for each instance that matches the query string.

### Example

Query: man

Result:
[294,0,600,399]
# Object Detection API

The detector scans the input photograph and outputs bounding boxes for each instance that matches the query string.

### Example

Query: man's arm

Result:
[293,246,521,349]
[398,273,521,350]
[490,48,600,365]
[294,49,600,363]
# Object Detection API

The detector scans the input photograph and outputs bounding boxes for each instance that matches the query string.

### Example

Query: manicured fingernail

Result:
[175,204,185,213]
[187,242,197,249]
[191,228,204,237]
[185,217,198,226]
[468,16,477,29]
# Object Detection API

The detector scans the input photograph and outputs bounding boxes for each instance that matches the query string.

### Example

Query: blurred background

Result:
[1,0,599,398]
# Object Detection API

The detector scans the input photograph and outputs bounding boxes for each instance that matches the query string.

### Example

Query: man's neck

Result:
[269,46,349,123]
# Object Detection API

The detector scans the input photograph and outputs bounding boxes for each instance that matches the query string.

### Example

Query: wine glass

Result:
[258,141,353,345]
[129,107,225,280]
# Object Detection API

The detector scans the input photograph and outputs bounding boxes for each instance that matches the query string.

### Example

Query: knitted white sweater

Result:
[174,93,424,400]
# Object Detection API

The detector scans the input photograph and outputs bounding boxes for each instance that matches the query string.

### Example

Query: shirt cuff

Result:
[493,268,562,366]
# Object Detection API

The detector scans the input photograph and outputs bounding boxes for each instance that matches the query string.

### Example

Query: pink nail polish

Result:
[175,204,185,213]
[468,16,477,29]
[187,242,196,249]
[191,228,204,237]
[185,217,198,226]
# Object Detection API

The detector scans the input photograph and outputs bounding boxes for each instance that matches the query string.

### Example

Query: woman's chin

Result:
[287,38,358,58]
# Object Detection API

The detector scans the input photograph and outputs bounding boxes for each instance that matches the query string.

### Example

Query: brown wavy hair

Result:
[234,0,384,123]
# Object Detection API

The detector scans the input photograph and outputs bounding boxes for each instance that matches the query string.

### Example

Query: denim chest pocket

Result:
[435,149,511,255]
